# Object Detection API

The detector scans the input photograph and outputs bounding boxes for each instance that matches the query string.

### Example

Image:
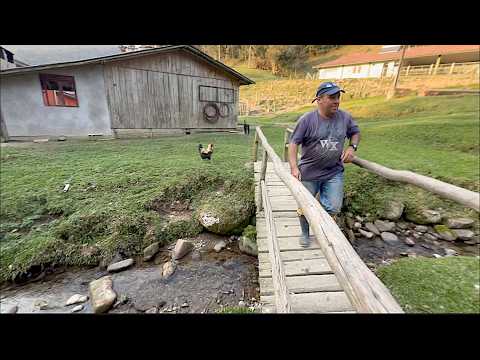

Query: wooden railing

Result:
[254,127,404,313]
[283,128,480,212]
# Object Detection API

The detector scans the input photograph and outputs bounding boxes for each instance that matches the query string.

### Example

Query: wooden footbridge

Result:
[252,126,479,313]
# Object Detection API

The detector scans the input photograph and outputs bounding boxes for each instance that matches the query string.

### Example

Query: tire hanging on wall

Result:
[203,102,220,123]
[218,103,230,118]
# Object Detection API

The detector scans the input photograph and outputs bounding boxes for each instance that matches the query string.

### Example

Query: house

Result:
[0,46,29,69]
[314,45,480,80]
[0,45,254,141]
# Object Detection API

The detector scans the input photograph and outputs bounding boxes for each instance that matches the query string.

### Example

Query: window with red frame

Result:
[39,74,79,107]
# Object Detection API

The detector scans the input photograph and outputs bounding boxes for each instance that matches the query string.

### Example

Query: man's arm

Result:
[289,143,301,180]
[341,132,361,163]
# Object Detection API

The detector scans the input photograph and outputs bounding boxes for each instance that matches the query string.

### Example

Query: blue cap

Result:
[312,82,345,102]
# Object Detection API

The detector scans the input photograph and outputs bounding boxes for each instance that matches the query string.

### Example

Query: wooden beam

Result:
[255,126,403,313]
[260,180,292,313]
[352,157,480,212]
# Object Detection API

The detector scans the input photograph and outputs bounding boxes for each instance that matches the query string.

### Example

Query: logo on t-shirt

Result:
[319,137,339,151]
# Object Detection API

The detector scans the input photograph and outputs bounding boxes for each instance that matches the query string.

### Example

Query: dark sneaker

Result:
[299,235,311,248]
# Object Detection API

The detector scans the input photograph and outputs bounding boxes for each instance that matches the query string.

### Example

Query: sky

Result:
[2,45,122,66]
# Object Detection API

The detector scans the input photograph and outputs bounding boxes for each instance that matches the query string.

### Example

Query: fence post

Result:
[406,65,410,76]
[449,62,455,74]
[252,131,259,162]
[428,64,434,75]
[258,149,268,212]
[283,130,290,162]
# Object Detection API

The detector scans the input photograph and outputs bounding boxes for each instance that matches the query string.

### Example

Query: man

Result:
[288,82,360,247]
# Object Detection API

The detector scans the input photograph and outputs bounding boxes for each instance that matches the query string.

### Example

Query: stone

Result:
[365,222,381,235]
[238,300,246,307]
[434,225,458,242]
[89,276,117,314]
[214,240,227,253]
[238,235,258,256]
[423,233,437,241]
[445,218,475,229]
[143,242,160,261]
[162,261,176,279]
[396,222,409,230]
[191,251,201,261]
[400,252,408,257]
[1,305,18,314]
[414,225,429,233]
[57,136,67,141]
[181,302,189,308]
[346,229,356,243]
[412,232,421,239]
[34,300,49,310]
[355,215,364,222]
[444,248,458,257]
[433,254,442,259]
[353,222,362,229]
[172,239,193,260]
[65,294,89,306]
[358,229,374,239]
[145,307,158,314]
[380,232,399,245]
[452,229,475,241]
[381,200,405,221]
[346,217,355,229]
[404,237,415,246]
[107,258,134,273]
[196,192,254,235]
[71,305,83,313]
[374,220,396,233]
[405,208,442,225]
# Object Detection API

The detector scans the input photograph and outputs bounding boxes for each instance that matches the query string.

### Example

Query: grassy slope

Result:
[0,134,255,281]
[377,256,480,313]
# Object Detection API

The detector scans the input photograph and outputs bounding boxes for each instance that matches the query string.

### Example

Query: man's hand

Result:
[341,146,355,163]
[291,166,301,180]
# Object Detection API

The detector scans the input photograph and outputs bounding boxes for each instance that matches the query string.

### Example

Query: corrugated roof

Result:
[314,45,480,68]
[0,45,255,85]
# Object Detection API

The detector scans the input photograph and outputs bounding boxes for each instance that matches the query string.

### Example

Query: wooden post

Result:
[428,63,434,75]
[252,131,259,162]
[433,56,442,75]
[449,62,456,74]
[406,65,410,76]
[283,129,290,162]
[258,149,268,211]
[387,45,407,99]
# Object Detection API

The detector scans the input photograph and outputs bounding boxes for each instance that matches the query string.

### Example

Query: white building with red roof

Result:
[314,45,479,80]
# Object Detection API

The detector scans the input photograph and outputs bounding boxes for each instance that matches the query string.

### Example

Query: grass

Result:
[377,256,480,313]
[231,64,283,83]
[215,306,255,314]
[0,133,255,282]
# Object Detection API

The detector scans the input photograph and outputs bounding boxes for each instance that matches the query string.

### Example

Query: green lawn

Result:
[0,134,255,282]
[377,256,480,313]
[232,64,283,83]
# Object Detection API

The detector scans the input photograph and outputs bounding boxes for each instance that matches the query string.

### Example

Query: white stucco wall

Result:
[318,61,396,79]
[0,64,112,137]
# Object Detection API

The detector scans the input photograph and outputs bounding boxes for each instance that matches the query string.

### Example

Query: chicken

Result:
[198,143,214,160]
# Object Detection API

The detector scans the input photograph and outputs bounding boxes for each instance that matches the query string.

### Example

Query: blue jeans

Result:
[298,172,344,242]
[302,171,344,215]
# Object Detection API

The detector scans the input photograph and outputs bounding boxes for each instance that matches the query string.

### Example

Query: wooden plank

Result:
[257,235,320,252]
[258,249,325,263]
[258,223,301,238]
[259,274,342,296]
[259,258,333,278]
[261,292,354,313]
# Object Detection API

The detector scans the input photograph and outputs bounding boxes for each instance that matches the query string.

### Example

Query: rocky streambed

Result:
[0,233,260,314]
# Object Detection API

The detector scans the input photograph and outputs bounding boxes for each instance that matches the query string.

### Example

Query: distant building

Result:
[314,45,480,80]
[0,46,29,70]
[0,45,254,141]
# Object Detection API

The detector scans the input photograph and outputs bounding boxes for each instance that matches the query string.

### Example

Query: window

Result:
[199,85,234,103]
[39,74,79,107]
[352,65,362,74]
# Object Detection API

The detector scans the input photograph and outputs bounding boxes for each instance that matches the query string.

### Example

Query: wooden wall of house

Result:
[103,50,240,129]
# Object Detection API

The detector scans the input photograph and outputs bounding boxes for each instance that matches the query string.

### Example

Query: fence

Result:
[399,62,479,77]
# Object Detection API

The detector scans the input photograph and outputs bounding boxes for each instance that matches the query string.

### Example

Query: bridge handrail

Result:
[254,126,404,313]
[284,128,479,212]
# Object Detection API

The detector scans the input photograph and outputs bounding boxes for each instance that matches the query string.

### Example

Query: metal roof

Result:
[0,45,255,85]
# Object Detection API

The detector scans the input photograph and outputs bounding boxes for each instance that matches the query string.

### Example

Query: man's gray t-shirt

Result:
[290,109,360,181]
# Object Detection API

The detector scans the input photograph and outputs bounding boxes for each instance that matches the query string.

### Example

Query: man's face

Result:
[317,92,341,114]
